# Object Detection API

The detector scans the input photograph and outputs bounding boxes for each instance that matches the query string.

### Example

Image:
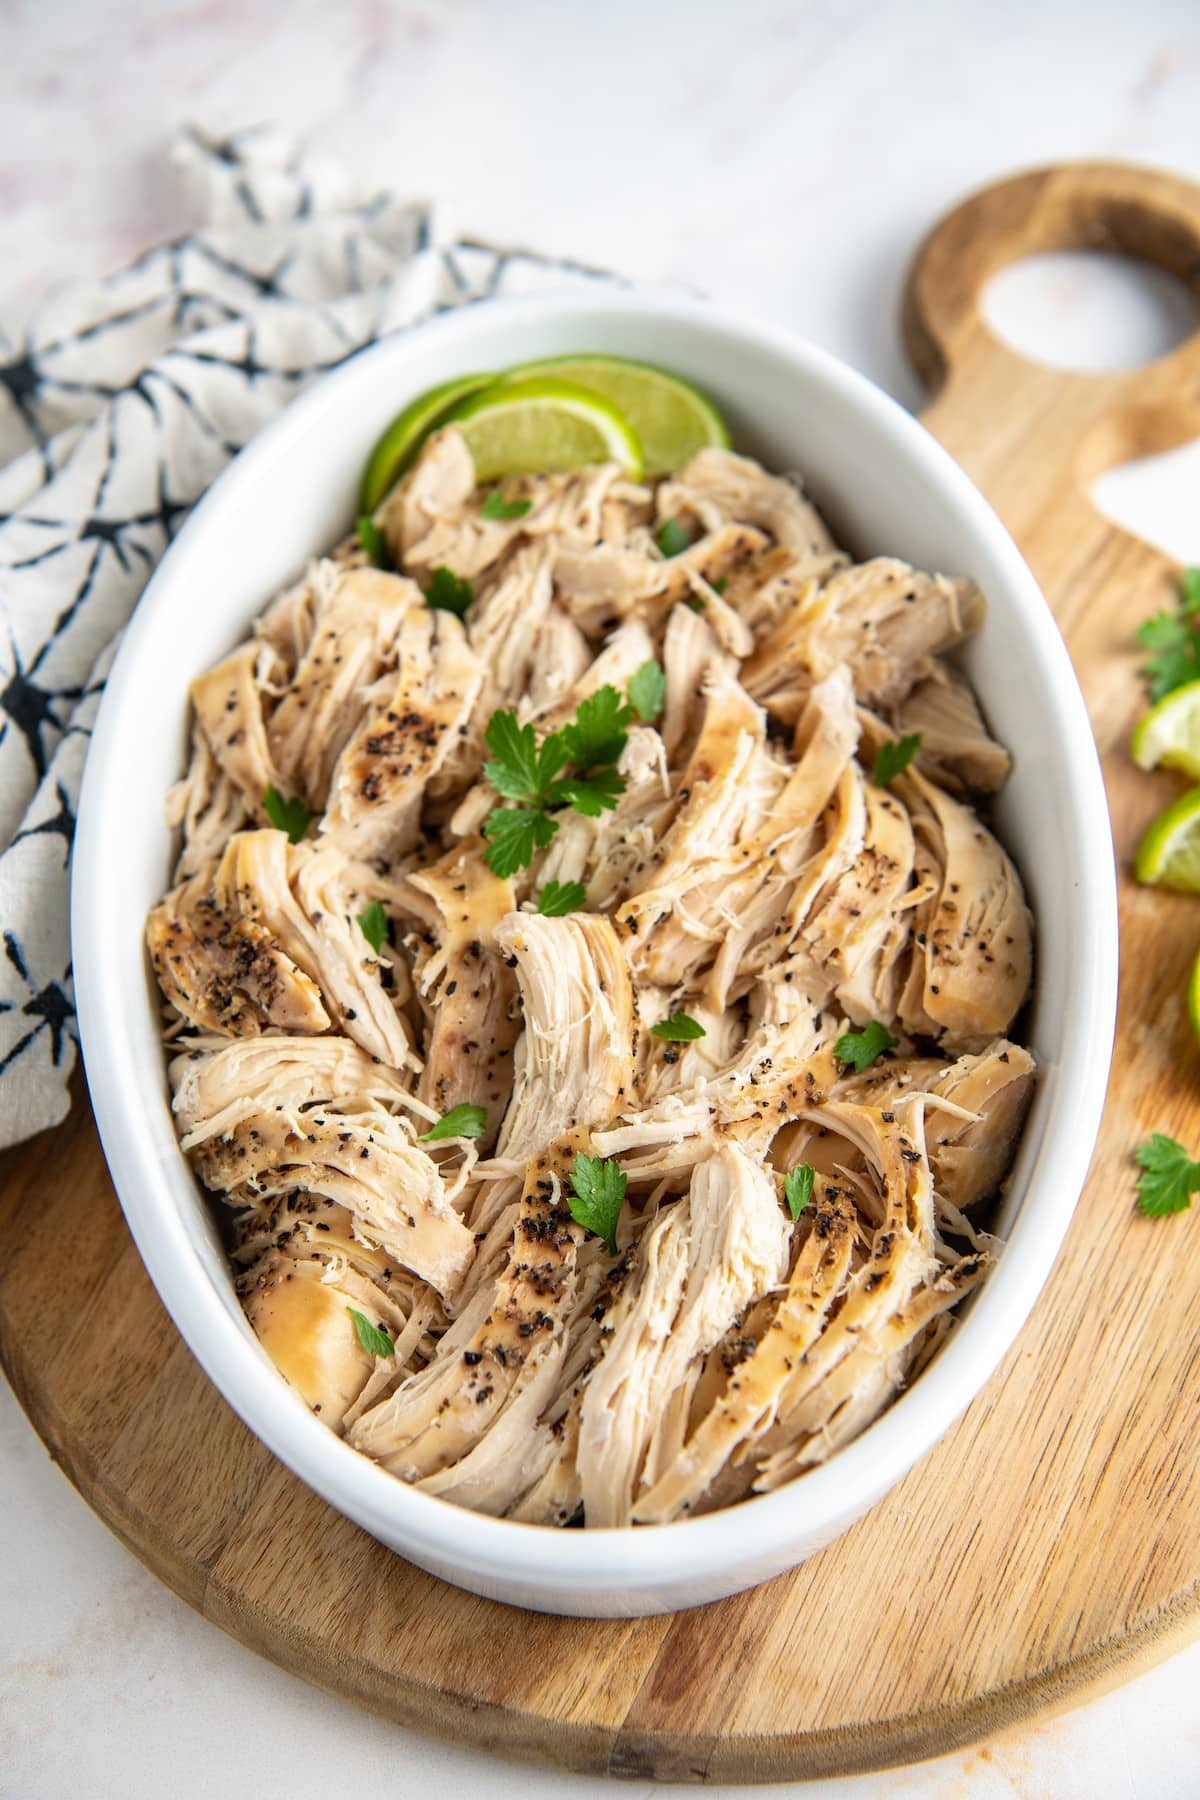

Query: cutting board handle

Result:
[903,161,1200,604]
[905,162,1200,511]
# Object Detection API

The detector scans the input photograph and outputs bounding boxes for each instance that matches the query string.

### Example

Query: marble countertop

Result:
[5,0,1200,1794]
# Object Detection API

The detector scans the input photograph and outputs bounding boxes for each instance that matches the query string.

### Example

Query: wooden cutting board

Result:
[4,159,1200,1783]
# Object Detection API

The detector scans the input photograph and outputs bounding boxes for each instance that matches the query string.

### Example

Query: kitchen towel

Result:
[0,125,619,1148]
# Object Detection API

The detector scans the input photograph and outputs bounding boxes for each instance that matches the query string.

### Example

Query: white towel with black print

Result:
[0,126,620,1149]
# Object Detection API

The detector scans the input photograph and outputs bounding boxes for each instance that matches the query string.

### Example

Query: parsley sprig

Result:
[482,674,657,878]
[426,565,474,617]
[1134,1133,1200,1217]
[357,899,388,954]
[538,880,587,917]
[568,1151,626,1255]
[263,784,312,844]
[481,490,532,520]
[784,1164,814,1219]
[357,516,389,569]
[346,1307,394,1358]
[650,1011,706,1042]
[1137,568,1200,702]
[835,1019,898,1073]
[873,733,921,787]
[420,1104,488,1143]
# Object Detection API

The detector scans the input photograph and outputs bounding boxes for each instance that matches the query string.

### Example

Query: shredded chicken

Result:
[148,425,1036,1526]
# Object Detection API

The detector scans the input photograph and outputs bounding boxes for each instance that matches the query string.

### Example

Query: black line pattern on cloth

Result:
[0,124,623,1147]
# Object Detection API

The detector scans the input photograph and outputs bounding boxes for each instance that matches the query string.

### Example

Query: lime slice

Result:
[1131,678,1200,781]
[500,353,728,476]
[360,372,497,512]
[442,378,644,482]
[1133,785,1200,892]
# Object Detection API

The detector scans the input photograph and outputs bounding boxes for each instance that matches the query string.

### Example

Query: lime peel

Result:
[499,352,728,476]
[443,377,645,481]
[1133,785,1200,893]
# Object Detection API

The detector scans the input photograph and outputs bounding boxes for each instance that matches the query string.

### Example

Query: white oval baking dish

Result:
[71,290,1118,1617]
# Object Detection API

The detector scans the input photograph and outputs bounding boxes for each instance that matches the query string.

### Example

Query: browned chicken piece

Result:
[409,844,520,1147]
[242,1252,406,1427]
[800,772,917,1025]
[170,1032,423,1150]
[189,641,279,823]
[633,1174,857,1521]
[717,543,839,636]
[577,1140,792,1527]
[659,603,736,762]
[267,564,418,809]
[495,913,636,1159]
[657,447,841,564]
[897,770,1032,1047]
[147,867,330,1037]
[743,558,986,724]
[615,670,769,980]
[321,603,483,862]
[253,565,319,687]
[741,1097,944,1491]
[347,1140,583,1499]
[165,720,248,880]
[840,1038,1036,1213]
[889,664,1012,795]
[235,1183,446,1434]
[194,1105,475,1300]
[209,830,419,1070]
[553,522,761,649]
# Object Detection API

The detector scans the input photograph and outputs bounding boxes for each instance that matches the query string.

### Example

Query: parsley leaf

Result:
[568,1151,626,1255]
[420,1103,489,1143]
[711,576,728,596]
[538,880,587,917]
[346,1307,394,1358]
[685,595,706,613]
[835,1019,898,1072]
[357,516,389,569]
[873,733,922,787]
[559,684,632,770]
[656,518,691,558]
[483,710,545,800]
[549,768,626,817]
[426,565,474,617]
[480,690,631,877]
[1133,1133,1200,1217]
[1137,569,1200,701]
[481,489,532,520]
[651,1011,707,1042]
[784,1163,814,1219]
[627,659,666,723]
[483,807,557,878]
[356,899,388,954]
[263,785,312,844]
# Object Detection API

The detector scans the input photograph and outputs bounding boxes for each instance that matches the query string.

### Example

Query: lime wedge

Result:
[1189,945,1200,1047]
[360,372,497,512]
[1131,678,1200,781]
[500,354,728,476]
[1133,786,1200,892]
[442,378,644,482]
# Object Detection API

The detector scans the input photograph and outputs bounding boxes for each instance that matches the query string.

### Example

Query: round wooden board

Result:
[5,159,1200,1783]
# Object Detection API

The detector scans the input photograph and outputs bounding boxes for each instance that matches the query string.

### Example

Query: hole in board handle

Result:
[982,249,1198,374]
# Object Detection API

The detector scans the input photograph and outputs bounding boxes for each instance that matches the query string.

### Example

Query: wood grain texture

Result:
[4,159,1200,1782]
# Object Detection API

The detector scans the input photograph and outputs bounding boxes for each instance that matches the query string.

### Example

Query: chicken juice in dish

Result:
[147,408,1034,1526]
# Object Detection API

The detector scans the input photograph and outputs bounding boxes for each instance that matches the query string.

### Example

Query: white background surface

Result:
[5,0,1200,1794]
